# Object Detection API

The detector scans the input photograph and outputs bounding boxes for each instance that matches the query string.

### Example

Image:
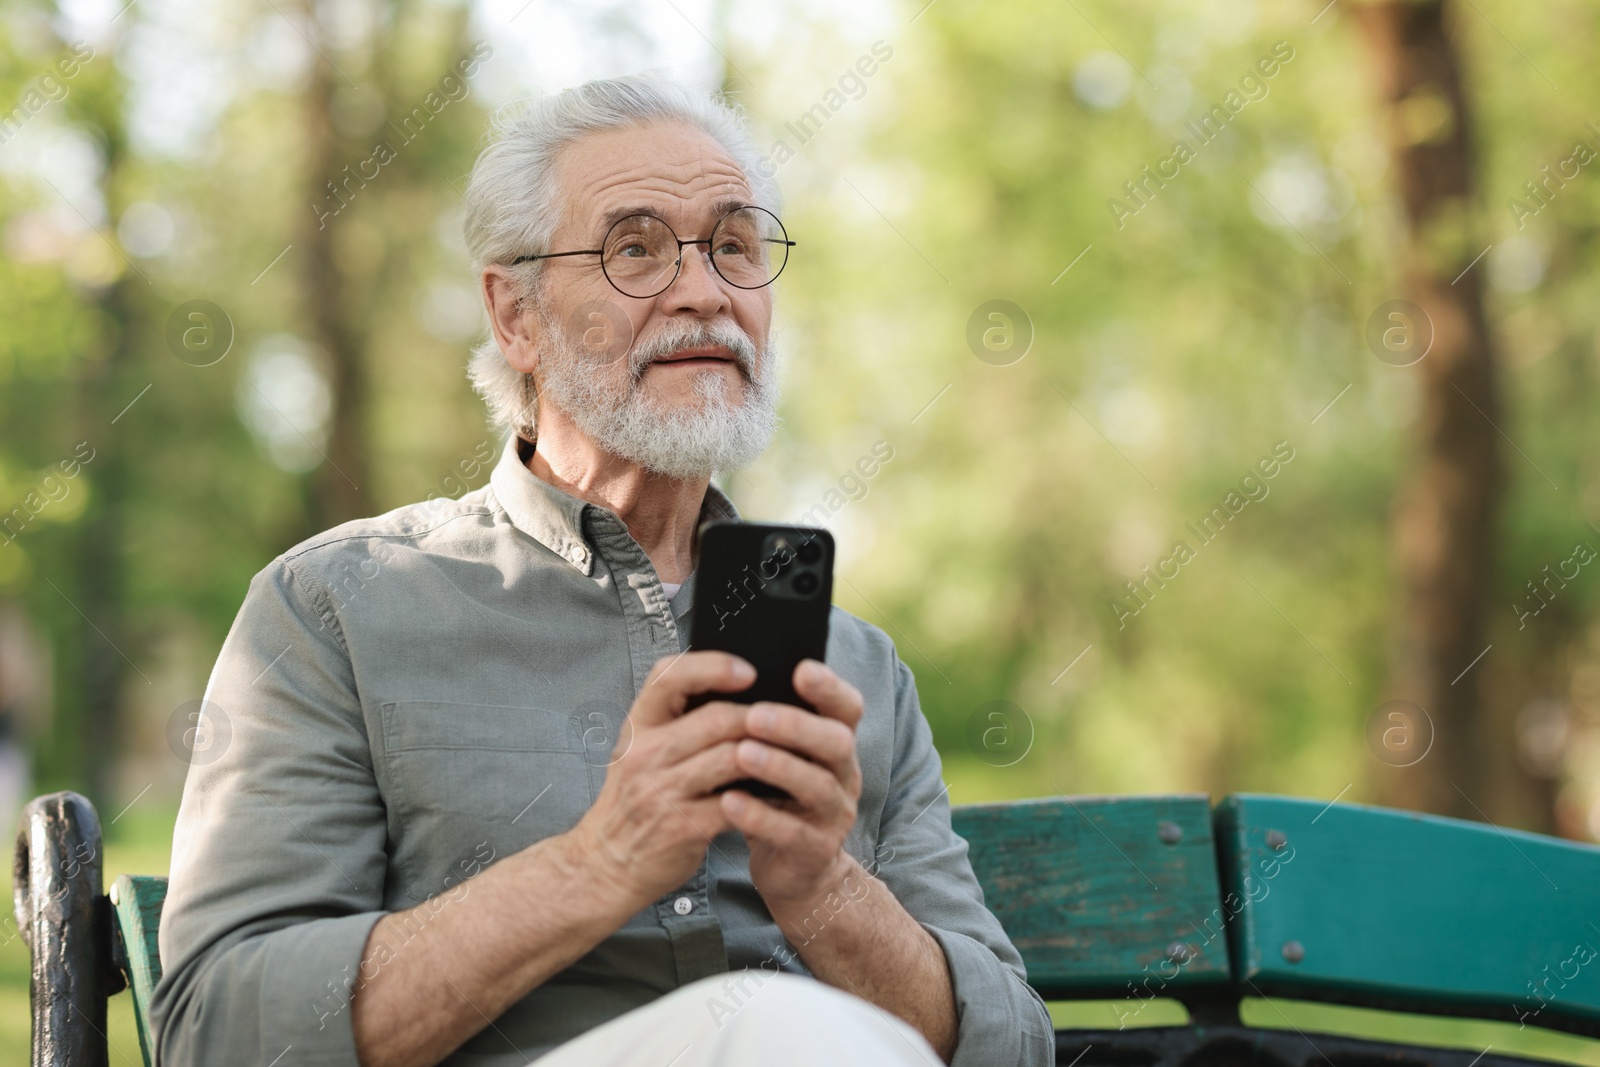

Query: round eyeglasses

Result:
[511,205,795,299]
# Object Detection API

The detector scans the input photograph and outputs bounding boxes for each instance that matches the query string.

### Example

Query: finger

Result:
[720,789,833,853]
[653,700,752,764]
[634,652,755,727]
[673,740,748,796]
[733,739,849,816]
[745,703,859,792]
[791,660,864,730]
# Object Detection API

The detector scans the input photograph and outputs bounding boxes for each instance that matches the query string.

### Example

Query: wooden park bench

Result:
[13,789,1600,1065]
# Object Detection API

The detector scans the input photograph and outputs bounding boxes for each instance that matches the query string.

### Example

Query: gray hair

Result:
[462,75,779,438]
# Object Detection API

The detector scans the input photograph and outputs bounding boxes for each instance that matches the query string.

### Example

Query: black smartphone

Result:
[688,521,835,799]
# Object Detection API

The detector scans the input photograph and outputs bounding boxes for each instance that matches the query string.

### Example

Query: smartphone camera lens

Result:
[796,539,823,565]
[793,571,819,596]
[759,537,796,579]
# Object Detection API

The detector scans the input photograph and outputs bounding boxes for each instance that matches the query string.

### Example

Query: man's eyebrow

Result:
[703,195,754,221]
[591,196,754,238]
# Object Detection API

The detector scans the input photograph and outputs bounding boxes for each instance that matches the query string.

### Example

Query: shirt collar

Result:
[487,433,741,577]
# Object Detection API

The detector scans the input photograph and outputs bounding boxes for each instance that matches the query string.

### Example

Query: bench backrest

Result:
[22,789,1600,1066]
[1215,793,1600,1037]
[950,794,1231,999]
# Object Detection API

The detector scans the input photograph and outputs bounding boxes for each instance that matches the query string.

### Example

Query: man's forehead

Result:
[557,122,754,233]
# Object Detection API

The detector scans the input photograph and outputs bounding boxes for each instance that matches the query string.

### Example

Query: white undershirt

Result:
[661,581,682,602]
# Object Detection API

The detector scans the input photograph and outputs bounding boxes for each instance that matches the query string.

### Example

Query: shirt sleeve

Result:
[151,559,389,1067]
[873,658,1054,1067]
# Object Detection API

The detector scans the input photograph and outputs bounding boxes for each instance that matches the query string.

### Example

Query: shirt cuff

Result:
[260,911,388,1064]
[921,923,1054,1067]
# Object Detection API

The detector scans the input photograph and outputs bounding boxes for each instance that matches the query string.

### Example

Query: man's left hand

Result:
[719,658,863,908]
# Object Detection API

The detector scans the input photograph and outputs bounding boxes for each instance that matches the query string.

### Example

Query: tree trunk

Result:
[1356,1,1506,822]
[298,0,370,530]
[71,272,140,813]
[57,52,145,813]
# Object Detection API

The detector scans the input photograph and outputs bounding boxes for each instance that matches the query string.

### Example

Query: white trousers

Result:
[535,972,943,1067]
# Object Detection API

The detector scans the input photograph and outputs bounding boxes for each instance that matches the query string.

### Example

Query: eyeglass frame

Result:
[509,205,796,299]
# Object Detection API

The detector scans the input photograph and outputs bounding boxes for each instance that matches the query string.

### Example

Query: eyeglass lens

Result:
[601,207,788,298]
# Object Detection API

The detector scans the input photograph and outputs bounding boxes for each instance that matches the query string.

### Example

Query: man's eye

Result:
[713,239,744,256]
[615,241,649,258]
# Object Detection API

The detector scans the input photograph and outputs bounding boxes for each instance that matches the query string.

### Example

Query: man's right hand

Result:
[565,651,758,906]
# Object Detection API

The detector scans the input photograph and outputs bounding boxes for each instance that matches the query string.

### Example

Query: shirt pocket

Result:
[377,701,594,896]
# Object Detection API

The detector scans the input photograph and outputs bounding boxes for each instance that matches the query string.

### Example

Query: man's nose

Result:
[663,243,731,316]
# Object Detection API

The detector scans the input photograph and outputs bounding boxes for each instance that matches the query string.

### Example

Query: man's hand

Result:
[717,658,864,908]
[715,659,959,1061]
[566,651,758,907]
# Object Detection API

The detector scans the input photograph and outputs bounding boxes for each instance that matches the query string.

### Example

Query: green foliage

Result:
[732,0,1600,824]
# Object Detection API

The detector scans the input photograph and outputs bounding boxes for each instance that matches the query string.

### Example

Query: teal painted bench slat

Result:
[110,874,168,1066]
[951,794,1231,998]
[1216,793,1600,1037]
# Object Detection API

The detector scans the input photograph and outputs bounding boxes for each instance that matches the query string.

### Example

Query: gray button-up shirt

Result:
[151,434,1052,1067]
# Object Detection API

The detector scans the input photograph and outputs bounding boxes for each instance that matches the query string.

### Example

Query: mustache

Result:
[628,320,759,382]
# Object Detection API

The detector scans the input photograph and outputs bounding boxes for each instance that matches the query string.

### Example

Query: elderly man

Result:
[151,75,1052,1067]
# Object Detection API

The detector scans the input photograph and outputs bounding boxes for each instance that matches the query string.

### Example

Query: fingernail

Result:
[723,791,747,815]
[733,658,756,680]
[739,739,768,767]
[751,705,778,731]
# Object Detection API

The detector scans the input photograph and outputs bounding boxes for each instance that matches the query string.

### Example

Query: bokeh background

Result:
[4,0,1600,1058]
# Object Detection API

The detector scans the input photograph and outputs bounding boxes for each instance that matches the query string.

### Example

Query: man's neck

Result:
[523,418,708,585]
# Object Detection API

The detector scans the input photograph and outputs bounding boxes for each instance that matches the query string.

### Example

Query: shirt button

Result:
[569,545,589,565]
[673,896,694,915]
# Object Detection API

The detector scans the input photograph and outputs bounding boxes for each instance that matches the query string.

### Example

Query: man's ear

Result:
[482,265,542,375]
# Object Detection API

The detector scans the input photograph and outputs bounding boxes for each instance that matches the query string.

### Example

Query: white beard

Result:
[534,309,780,479]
